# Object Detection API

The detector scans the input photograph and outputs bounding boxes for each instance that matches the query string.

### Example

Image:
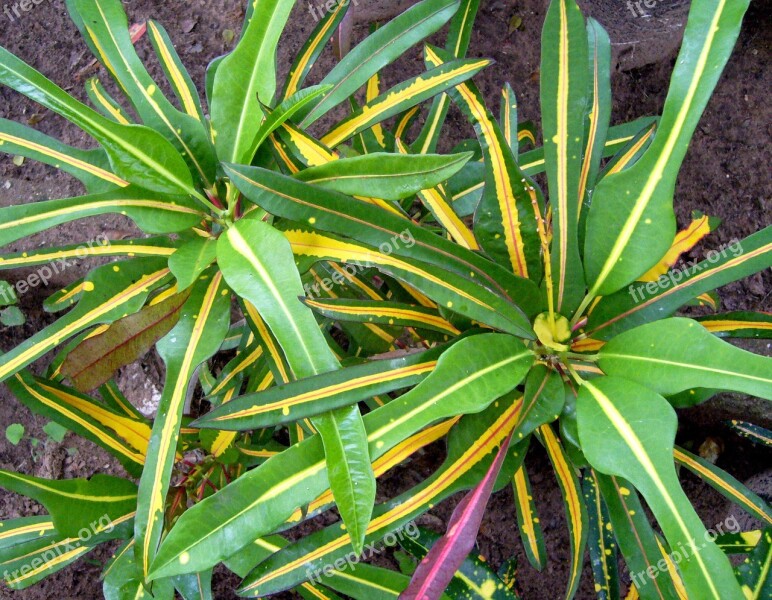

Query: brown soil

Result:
[0,1,769,598]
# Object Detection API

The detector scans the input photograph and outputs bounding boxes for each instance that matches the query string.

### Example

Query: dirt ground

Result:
[0,0,769,598]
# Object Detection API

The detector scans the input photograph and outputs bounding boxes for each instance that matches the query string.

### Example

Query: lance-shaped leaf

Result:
[67,0,216,186]
[295,152,472,201]
[0,190,202,249]
[239,396,528,595]
[537,424,588,600]
[736,528,772,599]
[413,0,481,154]
[512,463,547,571]
[315,563,433,599]
[0,259,170,384]
[695,311,772,339]
[583,0,751,297]
[210,0,293,163]
[577,18,612,250]
[598,318,772,400]
[577,376,743,598]
[194,344,445,431]
[0,470,136,538]
[594,472,683,600]
[0,117,126,192]
[146,20,205,123]
[216,219,375,555]
[135,272,231,578]
[224,163,541,316]
[426,46,542,281]
[585,227,771,339]
[6,372,148,476]
[173,569,214,600]
[541,0,588,315]
[281,226,533,337]
[0,46,196,196]
[298,0,461,126]
[321,57,491,148]
[673,447,772,526]
[582,471,619,600]
[0,516,55,550]
[283,0,350,98]
[400,430,512,599]
[303,297,461,337]
[60,291,189,392]
[0,237,175,271]
[150,334,532,579]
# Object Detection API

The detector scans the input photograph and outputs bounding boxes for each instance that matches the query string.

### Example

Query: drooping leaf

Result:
[216,218,375,555]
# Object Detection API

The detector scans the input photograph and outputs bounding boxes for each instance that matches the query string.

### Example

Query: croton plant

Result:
[0,0,769,598]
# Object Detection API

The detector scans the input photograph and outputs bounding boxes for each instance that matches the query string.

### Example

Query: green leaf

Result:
[134,272,231,578]
[1,306,25,327]
[193,343,446,431]
[5,423,24,445]
[541,0,589,314]
[0,117,124,192]
[295,152,473,201]
[0,189,204,247]
[103,540,174,600]
[216,219,375,555]
[210,0,294,163]
[583,0,751,297]
[577,376,743,598]
[150,334,532,580]
[598,318,772,400]
[169,238,218,291]
[0,280,17,306]
[582,472,619,600]
[299,0,461,126]
[0,46,196,196]
[0,469,136,538]
[43,421,68,443]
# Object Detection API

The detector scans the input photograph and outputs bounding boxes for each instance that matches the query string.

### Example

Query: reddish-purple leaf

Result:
[399,431,514,600]
[60,291,189,392]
